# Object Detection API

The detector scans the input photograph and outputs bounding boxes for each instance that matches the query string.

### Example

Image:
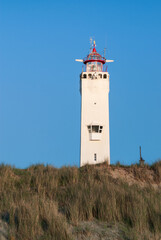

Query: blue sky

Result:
[0,0,161,168]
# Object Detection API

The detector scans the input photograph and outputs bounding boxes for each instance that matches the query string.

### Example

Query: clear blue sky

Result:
[0,0,161,168]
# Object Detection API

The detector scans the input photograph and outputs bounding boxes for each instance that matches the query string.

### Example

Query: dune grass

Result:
[0,161,161,240]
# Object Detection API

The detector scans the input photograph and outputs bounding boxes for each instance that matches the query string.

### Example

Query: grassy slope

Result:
[0,161,161,240]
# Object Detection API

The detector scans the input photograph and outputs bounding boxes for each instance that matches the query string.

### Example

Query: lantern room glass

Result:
[86,62,103,72]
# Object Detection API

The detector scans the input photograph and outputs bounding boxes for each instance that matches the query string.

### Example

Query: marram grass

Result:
[0,161,161,240]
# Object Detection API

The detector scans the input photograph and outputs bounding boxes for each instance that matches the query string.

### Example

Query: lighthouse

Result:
[76,41,113,167]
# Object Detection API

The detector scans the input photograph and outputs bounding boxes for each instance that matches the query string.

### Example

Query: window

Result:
[92,62,97,71]
[92,125,99,133]
[87,62,92,72]
[83,74,87,78]
[87,125,103,133]
[94,153,97,161]
[87,125,103,141]
[103,74,107,79]
[98,74,102,79]
[88,74,92,78]
[99,126,103,133]
[97,63,102,72]
[88,125,91,133]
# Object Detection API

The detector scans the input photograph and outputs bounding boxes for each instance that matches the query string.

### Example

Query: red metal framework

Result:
[83,46,106,65]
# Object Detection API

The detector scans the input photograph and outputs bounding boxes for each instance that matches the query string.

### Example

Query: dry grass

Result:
[151,161,161,182]
[0,161,161,240]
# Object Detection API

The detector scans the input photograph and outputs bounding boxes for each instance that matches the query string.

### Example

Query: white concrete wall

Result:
[80,72,110,167]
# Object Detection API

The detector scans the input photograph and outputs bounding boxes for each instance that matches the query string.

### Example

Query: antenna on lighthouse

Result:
[90,37,93,52]
[104,47,106,58]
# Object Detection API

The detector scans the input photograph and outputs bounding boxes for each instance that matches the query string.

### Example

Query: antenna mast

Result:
[104,47,106,59]
[90,37,93,52]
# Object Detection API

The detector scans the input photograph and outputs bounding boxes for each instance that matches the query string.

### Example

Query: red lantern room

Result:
[83,41,106,72]
[75,40,114,71]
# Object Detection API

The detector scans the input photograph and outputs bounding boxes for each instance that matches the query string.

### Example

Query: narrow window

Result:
[83,74,87,78]
[103,74,107,79]
[88,125,92,133]
[99,126,103,133]
[98,74,102,78]
[94,153,97,161]
[88,74,92,78]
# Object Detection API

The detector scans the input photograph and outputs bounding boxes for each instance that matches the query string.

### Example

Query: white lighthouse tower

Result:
[76,41,113,167]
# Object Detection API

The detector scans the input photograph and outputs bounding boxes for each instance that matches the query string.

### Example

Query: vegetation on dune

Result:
[0,161,161,240]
